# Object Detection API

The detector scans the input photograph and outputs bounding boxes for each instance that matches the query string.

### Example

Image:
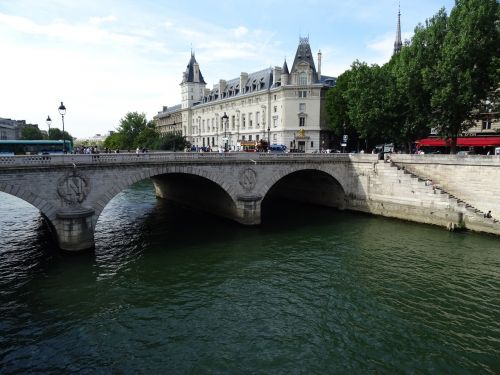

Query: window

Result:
[299,117,305,127]
[299,72,307,85]
[249,135,252,141]
[242,135,246,140]
[249,113,253,128]
[256,135,260,141]
[274,95,277,101]
[231,115,235,130]
[242,114,246,129]
[256,112,260,127]
[482,119,492,130]
[273,118,278,128]
[311,141,314,148]
[299,103,306,112]
[298,90,307,98]
[273,134,277,142]
[274,106,277,113]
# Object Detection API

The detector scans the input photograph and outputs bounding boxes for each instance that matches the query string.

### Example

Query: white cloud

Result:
[89,15,117,25]
[232,26,248,38]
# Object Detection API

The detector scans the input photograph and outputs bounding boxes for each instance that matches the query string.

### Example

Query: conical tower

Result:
[393,4,403,55]
[290,37,318,84]
[180,51,206,109]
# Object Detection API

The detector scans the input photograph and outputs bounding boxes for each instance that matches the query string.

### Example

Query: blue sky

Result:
[0,0,455,138]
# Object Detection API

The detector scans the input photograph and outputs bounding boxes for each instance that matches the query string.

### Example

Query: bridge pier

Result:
[54,208,95,252]
[235,195,262,225]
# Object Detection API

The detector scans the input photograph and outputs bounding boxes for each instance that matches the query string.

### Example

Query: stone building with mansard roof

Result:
[154,37,337,152]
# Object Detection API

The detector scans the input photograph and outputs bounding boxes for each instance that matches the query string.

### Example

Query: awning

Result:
[416,137,500,147]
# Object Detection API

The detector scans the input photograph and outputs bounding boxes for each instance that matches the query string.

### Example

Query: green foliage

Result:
[20,126,43,140]
[430,0,499,152]
[155,132,191,151]
[325,70,351,136]
[103,112,161,151]
[324,1,499,153]
[48,128,72,142]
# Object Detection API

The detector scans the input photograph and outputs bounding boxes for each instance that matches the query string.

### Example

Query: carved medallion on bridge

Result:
[57,170,90,205]
[239,167,257,191]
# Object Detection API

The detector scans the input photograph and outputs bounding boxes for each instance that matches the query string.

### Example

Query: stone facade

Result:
[1,153,499,252]
[0,118,40,140]
[154,38,336,152]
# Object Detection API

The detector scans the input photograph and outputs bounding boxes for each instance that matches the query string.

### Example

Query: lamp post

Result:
[221,112,228,152]
[267,126,271,147]
[172,122,176,152]
[58,102,66,153]
[45,116,52,139]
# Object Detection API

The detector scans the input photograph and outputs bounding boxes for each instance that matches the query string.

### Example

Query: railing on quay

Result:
[0,152,379,168]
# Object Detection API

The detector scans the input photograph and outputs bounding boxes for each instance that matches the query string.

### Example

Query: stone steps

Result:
[389,161,498,225]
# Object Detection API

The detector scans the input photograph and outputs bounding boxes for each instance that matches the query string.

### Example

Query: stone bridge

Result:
[1,152,499,252]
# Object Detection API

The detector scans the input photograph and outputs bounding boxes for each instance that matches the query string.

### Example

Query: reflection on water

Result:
[0,181,499,374]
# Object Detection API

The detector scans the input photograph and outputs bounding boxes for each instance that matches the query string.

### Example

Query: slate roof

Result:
[290,37,318,83]
[199,68,273,104]
[182,53,206,84]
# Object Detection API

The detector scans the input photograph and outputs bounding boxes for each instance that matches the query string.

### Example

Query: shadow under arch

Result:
[261,169,346,219]
[151,172,238,222]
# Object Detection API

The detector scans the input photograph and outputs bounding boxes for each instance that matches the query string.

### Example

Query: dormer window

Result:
[299,72,307,85]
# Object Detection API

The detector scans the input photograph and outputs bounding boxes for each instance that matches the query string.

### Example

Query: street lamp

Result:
[221,112,229,152]
[45,116,52,138]
[267,126,271,148]
[58,102,66,153]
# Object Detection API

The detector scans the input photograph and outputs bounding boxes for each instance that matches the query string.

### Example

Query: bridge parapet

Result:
[0,152,377,168]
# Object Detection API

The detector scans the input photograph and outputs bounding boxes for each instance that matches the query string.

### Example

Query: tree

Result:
[135,123,159,150]
[21,126,43,140]
[155,132,191,151]
[103,132,126,150]
[325,70,352,136]
[344,61,396,144]
[116,112,150,150]
[429,0,499,153]
[390,9,449,151]
[48,128,72,142]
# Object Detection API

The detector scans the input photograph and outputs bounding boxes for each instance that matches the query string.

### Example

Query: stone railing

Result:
[0,152,378,168]
[390,154,500,167]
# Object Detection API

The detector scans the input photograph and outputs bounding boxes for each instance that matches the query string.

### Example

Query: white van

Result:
[495,147,500,155]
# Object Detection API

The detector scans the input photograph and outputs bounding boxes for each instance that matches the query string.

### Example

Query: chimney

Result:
[219,79,227,93]
[240,72,248,93]
[317,50,322,81]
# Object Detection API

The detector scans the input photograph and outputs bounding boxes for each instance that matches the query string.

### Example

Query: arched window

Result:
[299,72,307,85]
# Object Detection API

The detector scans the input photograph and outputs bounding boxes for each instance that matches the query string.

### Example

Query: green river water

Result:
[0,180,499,374]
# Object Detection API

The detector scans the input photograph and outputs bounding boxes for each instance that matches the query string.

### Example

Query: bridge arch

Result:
[0,183,58,222]
[261,167,347,213]
[91,164,239,225]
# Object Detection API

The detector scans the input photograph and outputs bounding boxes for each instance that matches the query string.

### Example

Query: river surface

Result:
[0,180,499,374]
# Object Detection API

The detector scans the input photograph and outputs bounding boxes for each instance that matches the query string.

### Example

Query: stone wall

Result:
[390,154,500,219]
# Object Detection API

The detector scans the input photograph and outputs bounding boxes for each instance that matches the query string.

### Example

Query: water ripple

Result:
[0,185,499,374]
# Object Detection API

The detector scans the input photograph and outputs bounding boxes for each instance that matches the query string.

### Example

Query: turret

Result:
[281,60,289,86]
[290,37,318,84]
[180,51,207,109]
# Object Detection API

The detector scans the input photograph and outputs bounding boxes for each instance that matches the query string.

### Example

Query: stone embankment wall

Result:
[354,155,500,236]
[390,154,500,219]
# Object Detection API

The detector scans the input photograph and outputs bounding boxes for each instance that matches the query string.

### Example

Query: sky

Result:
[0,0,455,138]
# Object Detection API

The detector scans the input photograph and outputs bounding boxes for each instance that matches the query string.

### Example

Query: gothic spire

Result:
[393,3,403,55]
